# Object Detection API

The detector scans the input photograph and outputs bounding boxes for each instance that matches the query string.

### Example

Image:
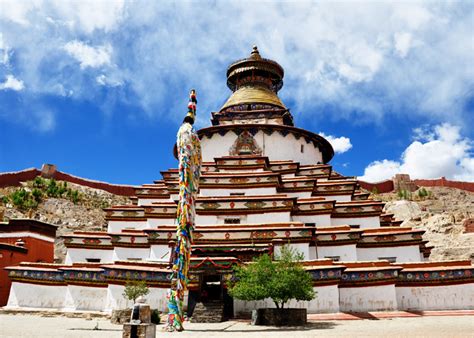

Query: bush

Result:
[8,188,39,210]
[33,176,46,188]
[371,187,379,195]
[151,309,161,324]
[397,189,411,200]
[122,280,150,305]
[417,187,429,199]
[4,179,81,210]
[228,246,315,309]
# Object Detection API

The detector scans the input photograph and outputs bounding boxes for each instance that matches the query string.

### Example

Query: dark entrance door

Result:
[187,273,234,319]
[202,274,221,301]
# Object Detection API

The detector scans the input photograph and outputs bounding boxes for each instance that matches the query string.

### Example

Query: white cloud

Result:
[0,2,472,127]
[394,32,413,58]
[319,132,352,154]
[0,75,24,91]
[0,33,11,65]
[96,74,122,87]
[0,0,124,32]
[64,40,112,69]
[359,123,474,182]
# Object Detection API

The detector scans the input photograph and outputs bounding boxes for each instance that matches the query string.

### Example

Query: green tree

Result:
[228,246,315,309]
[122,280,150,304]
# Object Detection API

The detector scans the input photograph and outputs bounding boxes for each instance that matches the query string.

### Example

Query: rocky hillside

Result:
[0,179,131,262]
[376,187,474,262]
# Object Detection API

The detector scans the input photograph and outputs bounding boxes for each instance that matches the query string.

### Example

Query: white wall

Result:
[105,284,176,313]
[107,221,148,233]
[397,284,474,311]
[317,244,357,261]
[199,187,277,196]
[201,130,324,165]
[357,246,421,262]
[113,247,150,261]
[7,282,67,310]
[319,195,352,202]
[292,214,332,227]
[65,248,114,264]
[196,212,291,225]
[284,192,313,199]
[233,285,339,315]
[339,284,397,312]
[138,198,172,205]
[331,216,380,229]
[150,244,171,261]
[147,219,176,228]
[64,285,108,311]
[147,287,175,313]
[274,243,310,260]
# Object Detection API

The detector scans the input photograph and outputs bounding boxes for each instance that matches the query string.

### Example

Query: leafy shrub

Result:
[122,280,150,304]
[397,189,412,200]
[228,246,315,309]
[151,309,161,324]
[4,178,82,210]
[417,187,429,199]
[33,176,46,188]
[9,188,38,210]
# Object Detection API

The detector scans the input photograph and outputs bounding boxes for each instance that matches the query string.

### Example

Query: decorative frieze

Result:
[7,267,65,286]
[313,180,357,196]
[331,201,384,218]
[339,267,401,288]
[61,267,107,287]
[196,196,294,215]
[62,234,113,249]
[294,198,335,215]
[297,165,332,178]
[104,207,146,221]
[200,172,280,188]
[357,229,425,248]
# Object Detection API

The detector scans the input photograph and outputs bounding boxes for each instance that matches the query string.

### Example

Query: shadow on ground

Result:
[159,321,338,332]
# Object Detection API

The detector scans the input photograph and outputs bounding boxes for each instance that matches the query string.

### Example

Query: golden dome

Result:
[219,46,287,112]
[220,84,286,110]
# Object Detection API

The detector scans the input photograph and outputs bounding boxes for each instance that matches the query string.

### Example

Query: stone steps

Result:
[191,301,224,323]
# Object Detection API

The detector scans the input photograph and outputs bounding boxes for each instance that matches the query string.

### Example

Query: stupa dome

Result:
[220,46,286,112]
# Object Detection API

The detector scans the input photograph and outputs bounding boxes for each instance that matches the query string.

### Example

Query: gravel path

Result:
[0,314,473,337]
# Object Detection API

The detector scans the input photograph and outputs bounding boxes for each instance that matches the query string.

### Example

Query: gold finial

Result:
[250,45,261,59]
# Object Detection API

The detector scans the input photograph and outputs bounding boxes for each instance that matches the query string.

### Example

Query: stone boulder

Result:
[384,200,422,221]
[110,309,132,325]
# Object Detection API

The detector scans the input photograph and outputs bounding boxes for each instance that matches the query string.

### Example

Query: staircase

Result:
[191,301,224,323]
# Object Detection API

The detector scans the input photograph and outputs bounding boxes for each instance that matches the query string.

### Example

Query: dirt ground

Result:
[0,314,473,337]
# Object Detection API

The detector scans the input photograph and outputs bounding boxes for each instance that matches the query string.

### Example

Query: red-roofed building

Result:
[0,219,56,305]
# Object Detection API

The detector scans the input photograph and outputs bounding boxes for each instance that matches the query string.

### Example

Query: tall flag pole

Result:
[166,89,202,332]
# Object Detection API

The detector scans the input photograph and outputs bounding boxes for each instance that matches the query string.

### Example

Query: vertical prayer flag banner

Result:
[166,90,202,332]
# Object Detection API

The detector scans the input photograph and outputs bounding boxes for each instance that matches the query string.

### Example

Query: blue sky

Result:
[0,1,473,185]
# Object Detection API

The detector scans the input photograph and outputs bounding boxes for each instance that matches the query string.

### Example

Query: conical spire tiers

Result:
[226,46,284,93]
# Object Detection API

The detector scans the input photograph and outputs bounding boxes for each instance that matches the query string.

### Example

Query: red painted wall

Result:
[0,245,29,306]
[359,177,474,193]
[0,168,40,188]
[414,178,474,193]
[0,167,135,196]
[0,237,55,306]
[358,180,394,193]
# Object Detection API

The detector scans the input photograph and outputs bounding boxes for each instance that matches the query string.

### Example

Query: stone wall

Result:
[358,176,474,194]
[0,164,135,196]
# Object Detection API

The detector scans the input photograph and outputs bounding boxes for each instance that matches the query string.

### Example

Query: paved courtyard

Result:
[0,313,473,337]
